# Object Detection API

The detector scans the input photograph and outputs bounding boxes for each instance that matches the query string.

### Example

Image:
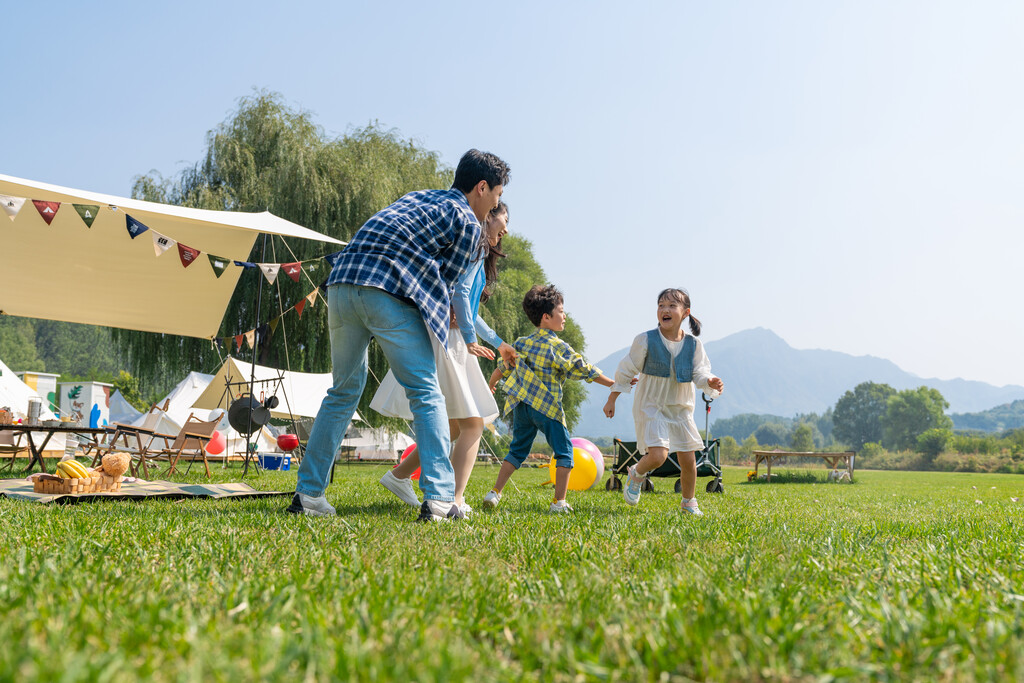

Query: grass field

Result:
[1,460,1022,681]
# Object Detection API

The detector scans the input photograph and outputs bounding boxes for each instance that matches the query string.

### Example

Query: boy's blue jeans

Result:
[503,403,574,469]
[296,285,454,502]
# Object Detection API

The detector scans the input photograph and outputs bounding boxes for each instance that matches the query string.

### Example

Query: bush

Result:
[916,428,953,462]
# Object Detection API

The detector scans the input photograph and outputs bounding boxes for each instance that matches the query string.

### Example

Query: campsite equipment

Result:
[257,453,290,471]
[277,434,299,451]
[27,398,42,426]
[228,395,271,435]
[606,391,724,494]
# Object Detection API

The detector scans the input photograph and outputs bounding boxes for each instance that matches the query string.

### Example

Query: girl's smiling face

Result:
[484,210,508,247]
[657,297,688,332]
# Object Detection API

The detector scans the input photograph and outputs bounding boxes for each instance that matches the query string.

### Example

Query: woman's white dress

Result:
[370,331,499,423]
[610,331,714,455]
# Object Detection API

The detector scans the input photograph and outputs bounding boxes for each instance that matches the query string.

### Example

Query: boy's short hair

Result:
[522,284,563,327]
[452,149,511,193]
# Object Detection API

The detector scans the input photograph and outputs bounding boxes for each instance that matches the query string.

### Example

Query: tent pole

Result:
[242,233,269,477]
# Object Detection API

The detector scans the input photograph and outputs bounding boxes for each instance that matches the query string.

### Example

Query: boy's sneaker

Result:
[482,490,502,509]
[458,502,473,516]
[380,469,420,507]
[681,497,704,517]
[416,500,465,522]
[285,492,336,517]
[549,499,574,513]
[624,465,644,506]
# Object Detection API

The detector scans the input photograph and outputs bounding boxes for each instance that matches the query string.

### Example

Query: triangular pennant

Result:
[281,262,302,282]
[177,243,201,268]
[32,200,60,225]
[152,232,174,257]
[222,336,233,350]
[73,204,100,228]
[295,299,307,318]
[324,250,344,268]
[306,262,319,274]
[306,291,318,307]
[244,330,256,349]
[258,263,280,284]
[234,260,256,269]
[0,194,26,221]
[268,317,280,336]
[235,334,244,351]
[208,255,230,278]
[125,214,150,239]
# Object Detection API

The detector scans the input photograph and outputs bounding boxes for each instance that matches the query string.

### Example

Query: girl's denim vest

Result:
[641,329,696,383]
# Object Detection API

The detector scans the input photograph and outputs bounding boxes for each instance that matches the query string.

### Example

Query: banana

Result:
[55,464,71,479]
[58,460,89,479]
[68,460,89,478]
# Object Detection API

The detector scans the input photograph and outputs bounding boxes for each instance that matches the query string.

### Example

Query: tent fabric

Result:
[0,357,65,455]
[341,427,414,461]
[190,356,357,421]
[0,173,344,339]
[108,390,143,425]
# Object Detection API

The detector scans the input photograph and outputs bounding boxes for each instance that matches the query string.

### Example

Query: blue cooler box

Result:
[258,453,291,471]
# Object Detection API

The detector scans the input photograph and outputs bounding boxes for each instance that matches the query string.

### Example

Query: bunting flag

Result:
[295,298,306,318]
[282,261,302,282]
[306,290,318,307]
[222,336,233,350]
[324,250,344,268]
[258,263,280,284]
[152,232,174,257]
[244,330,256,349]
[234,260,256,269]
[177,243,201,268]
[32,200,60,225]
[268,317,280,336]
[306,261,319,274]
[235,334,244,351]
[208,255,230,278]
[73,204,100,228]
[1,194,26,221]
[125,214,150,239]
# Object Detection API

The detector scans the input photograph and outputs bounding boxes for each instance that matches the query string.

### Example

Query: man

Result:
[287,149,510,521]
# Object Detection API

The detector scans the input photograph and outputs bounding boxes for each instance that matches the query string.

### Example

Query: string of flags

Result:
[213,288,324,352]
[1,192,344,282]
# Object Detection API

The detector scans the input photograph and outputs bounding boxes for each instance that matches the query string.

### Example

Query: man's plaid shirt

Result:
[326,189,480,348]
[498,328,602,425]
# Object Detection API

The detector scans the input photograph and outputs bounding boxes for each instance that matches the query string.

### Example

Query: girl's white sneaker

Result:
[681,497,704,517]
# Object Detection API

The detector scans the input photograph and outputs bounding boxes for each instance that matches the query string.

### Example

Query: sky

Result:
[4,1,1023,387]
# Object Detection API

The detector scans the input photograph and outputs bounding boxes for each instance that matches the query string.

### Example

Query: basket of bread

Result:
[31,452,132,494]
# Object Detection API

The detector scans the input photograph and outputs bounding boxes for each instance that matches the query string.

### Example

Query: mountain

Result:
[576,327,1024,439]
[951,400,1024,432]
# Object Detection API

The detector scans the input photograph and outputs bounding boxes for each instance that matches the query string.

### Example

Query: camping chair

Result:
[0,430,28,473]
[94,400,175,478]
[156,413,221,478]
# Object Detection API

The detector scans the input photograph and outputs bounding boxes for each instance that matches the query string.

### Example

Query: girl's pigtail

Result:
[688,314,702,337]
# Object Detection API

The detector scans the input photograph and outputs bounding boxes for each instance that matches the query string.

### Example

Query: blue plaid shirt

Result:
[326,189,481,348]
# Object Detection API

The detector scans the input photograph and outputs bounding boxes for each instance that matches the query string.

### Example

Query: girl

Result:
[603,288,724,516]
[372,202,517,513]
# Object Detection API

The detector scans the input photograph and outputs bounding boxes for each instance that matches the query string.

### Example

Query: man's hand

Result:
[467,342,495,360]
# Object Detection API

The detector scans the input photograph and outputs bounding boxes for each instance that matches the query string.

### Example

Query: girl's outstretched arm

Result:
[604,391,621,418]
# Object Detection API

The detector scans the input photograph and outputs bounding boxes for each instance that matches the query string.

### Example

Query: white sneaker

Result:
[458,502,473,516]
[417,500,465,522]
[380,469,420,507]
[285,492,336,517]
[482,490,502,509]
[549,499,574,513]
[624,465,643,506]
[681,497,704,517]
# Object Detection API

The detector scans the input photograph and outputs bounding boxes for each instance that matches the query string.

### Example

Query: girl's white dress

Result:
[611,331,714,455]
[370,331,499,423]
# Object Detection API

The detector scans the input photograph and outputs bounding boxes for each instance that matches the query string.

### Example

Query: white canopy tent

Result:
[341,427,414,461]
[0,173,344,339]
[0,357,65,456]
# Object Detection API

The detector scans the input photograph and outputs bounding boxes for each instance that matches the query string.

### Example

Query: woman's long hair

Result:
[480,201,508,304]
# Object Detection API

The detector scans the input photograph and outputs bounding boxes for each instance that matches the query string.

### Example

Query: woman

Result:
[372,202,515,513]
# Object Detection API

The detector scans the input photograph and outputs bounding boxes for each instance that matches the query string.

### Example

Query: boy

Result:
[484,285,613,512]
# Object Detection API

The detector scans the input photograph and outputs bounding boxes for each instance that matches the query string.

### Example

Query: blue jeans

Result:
[296,285,454,502]
[503,403,574,469]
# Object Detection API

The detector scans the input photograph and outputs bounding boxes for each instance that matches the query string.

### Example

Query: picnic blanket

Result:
[0,478,291,505]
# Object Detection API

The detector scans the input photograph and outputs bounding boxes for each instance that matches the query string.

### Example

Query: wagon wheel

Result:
[641,478,655,493]
[674,480,682,494]
[606,476,622,492]
[707,478,724,494]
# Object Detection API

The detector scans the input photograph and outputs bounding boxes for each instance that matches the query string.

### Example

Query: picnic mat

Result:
[0,478,291,505]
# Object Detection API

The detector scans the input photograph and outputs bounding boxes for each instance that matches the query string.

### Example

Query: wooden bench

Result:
[752,450,856,482]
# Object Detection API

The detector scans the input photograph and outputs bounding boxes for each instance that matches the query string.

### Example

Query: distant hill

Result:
[576,327,1024,439]
[951,399,1024,432]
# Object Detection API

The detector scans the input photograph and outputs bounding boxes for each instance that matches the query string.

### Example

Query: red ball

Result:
[205,430,226,455]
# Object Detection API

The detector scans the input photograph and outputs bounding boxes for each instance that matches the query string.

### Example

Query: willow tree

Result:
[115,92,591,430]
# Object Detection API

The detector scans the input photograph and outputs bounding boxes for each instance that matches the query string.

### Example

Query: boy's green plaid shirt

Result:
[498,328,602,425]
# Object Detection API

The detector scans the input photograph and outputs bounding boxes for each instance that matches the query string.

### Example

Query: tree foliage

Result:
[832,381,897,450]
[883,386,952,451]
[790,423,815,451]
[113,92,590,429]
[0,318,44,371]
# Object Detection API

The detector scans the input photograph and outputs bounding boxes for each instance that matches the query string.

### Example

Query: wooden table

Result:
[0,424,110,474]
[752,450,856,482]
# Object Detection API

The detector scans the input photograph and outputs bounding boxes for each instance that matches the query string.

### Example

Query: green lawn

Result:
[1,461,1022,681]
